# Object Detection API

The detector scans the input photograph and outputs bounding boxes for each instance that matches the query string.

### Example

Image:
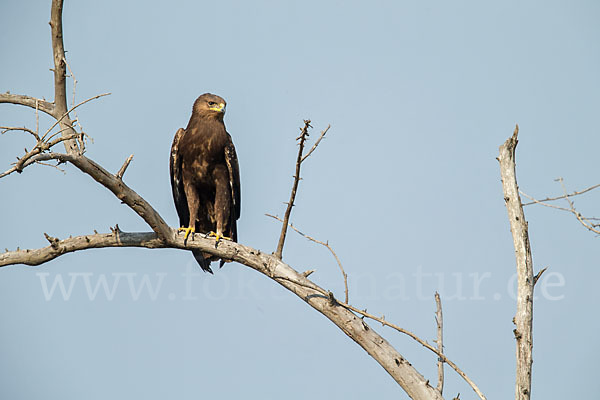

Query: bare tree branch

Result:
[341,303,486,400]
[50,0,81,155]
[434,292,444,395]
[521,182,600,206]
[1,151,172,239]
[0,232,163,266]
[41,92,110,142]
[498,125,534,400]
[116,154,134,180]
[521,182,600,235]
[0,224,484,400]
[533,267,548,286]
[275,120,311,259]
[265,214,485,398]
[0,229,444,400]
[519,191,573,213]
[1,126,40,140]
[301,124,330,162]
[266,213,349,303]
[0,93,55,117]
[556,177,600,235]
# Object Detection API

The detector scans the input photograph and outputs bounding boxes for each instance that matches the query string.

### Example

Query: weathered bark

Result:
[498,126,534,400]
[50,0,80,155]
[0,94,55,116]
[1,228,443,400]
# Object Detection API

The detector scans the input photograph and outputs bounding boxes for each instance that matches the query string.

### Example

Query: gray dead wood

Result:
[498,126,534,400]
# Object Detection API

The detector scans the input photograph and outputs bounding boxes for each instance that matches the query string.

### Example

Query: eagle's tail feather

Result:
[192,250,214,274]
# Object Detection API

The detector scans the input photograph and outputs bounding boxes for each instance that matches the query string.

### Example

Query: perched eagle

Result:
[169,93,241,273]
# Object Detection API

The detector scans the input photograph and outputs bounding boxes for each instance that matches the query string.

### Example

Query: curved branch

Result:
[1,231,163,266]
[341,302,486,400]
[3,152,172,239]
[0,231,443,400]
[0,93,56,117]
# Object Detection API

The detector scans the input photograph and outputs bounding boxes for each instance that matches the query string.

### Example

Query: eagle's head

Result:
[193,93,226,120]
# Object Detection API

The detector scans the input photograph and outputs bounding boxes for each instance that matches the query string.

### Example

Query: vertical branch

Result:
[498,125,534,400]
[50,0,80,155]
[274,119,311,259]
[435,292,444,394]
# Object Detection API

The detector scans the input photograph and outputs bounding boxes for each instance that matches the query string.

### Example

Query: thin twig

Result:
[274,119,312,259]
[301,124,330,162]
[64,59,79,126]
[522,182,600,206]
[266,213,349,303]
[44,125,74,144]
[435,292,444,394]
[34,160,66,174]
[519,191,572,212]
[63,58,93,150]
[35,98,40,138]
[0,126,39,140]
[3,131,79,176]
[521,189,600,234]
[533,267,548,286]
[340,302,486,400]
[558,178,600,235]
[116,154,134,180]
[40,92,110,141]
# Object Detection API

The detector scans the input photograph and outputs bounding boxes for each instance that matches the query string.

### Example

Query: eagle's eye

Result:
[208,101,217,106]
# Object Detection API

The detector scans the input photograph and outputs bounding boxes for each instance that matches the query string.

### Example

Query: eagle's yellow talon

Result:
[207,231,231,242]
[178,226,195,241]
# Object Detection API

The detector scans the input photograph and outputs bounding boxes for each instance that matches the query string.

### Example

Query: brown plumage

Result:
[170,93,241,273]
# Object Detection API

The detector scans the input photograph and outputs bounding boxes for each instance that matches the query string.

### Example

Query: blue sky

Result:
[1,1,599,399]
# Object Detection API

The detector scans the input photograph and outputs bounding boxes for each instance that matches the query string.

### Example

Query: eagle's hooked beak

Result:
[209,103,226,113]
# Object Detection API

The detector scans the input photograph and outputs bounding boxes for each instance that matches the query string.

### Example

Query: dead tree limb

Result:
[116,154,134,180]
[50,0,81,155]
[0,93,56,117]
[1,152,171,239]
[341,302,486,400]
[521,182,600,235]
[0,229,443,400]
[521,182,600,206]
[266,213,349,303]
[274,120,312,259]
[301,124,330,162]
[435,292,444,395]
[498,125,534,400]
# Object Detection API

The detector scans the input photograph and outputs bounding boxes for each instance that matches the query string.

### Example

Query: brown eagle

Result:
[169,93,241,273]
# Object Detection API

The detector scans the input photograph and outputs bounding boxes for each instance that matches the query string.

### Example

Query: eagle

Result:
[169,93,241,273]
